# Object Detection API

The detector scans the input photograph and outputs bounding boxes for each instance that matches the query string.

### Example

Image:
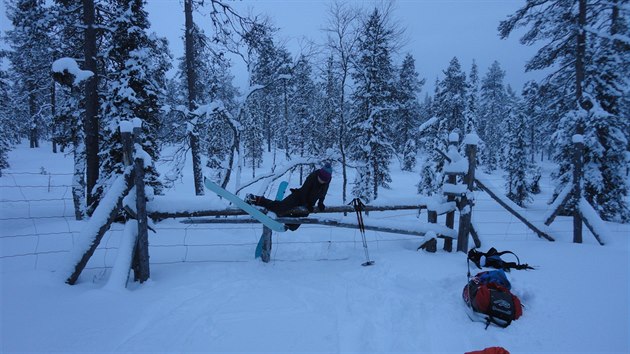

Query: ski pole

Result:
[350,198,374,267]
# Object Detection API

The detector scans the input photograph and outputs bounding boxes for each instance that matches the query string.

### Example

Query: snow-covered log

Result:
[104,220,138,290]
[66,168,134,285]
[579,198,607,246]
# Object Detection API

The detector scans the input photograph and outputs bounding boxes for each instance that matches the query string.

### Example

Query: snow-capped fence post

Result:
[572,132,584,243]
[132,119,150,282]
[457,135,477,253]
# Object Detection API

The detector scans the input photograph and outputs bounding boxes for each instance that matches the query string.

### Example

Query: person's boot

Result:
[245,194,258,205]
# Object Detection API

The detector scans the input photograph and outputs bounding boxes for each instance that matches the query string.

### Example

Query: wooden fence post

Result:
[132,118,150,282]
[457,139,477,252]
[445,133,458,230]
[573,127,584,243]
[261,226,273,263]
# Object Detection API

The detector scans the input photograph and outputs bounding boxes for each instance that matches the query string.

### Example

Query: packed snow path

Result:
[1,142,629,353]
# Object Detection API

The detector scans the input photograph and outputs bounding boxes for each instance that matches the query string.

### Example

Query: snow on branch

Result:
[418,116,438,134]
[52,57,94,86]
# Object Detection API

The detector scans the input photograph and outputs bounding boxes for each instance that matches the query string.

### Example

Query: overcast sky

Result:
[1,0,547,95]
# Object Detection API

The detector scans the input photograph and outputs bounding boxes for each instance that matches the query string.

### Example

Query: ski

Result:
[255,181,288,258]
[203,177,286,233]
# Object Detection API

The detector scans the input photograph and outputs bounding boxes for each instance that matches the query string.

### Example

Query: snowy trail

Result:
[2,143,629,353]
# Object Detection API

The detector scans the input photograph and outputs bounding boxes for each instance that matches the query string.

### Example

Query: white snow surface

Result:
[1,142,629,353]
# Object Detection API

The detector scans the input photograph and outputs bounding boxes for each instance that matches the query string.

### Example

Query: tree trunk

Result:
[51,81,57,153]
[133,127,150,282]
[339,68,348,205]
[575,0,587,107]
[72,137,86,220]
[184,0,204,195]
[29,91,39,148]
[83,0,99,211]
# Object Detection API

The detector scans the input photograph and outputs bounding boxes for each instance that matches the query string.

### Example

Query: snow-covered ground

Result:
[1,142,629,353]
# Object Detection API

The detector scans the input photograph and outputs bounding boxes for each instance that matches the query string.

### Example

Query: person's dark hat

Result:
[317,163,332,183]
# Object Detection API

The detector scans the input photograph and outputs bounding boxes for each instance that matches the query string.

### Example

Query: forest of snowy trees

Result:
[0,0,628,222]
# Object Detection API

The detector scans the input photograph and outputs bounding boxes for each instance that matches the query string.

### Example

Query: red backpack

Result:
[463,271,523,328]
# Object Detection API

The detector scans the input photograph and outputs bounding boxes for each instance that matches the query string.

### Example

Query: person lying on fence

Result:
[246,163,332,231]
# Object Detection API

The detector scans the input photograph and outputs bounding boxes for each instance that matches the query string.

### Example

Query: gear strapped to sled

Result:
[462,270,523,328]
[467,247,535,272]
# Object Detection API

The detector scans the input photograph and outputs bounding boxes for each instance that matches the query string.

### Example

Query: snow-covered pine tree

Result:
[287,55,318,180]
[504,93,532,207]
[320,55,341,155]
[420,58,466,195]
[521,80,545,164]
[98,0,171,201]
[5,0,53,149]
[464,60,480,135]
[350,7,399,201]
[272,47,293,158]
[417,123,443,196]
[417,78,444,196]
[246,24,286,156]
[202,54,239,176]
[500,0,630,221]
[159,77,187,145]
[0,69,14,176]
[434,57,466,136]
[173,21,238,179]
[478,60,508,172]
[47,0,95,219]
[242,23,287,176]
[395,53,424,171]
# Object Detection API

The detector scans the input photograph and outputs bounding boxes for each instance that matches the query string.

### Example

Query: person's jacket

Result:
[290,170,329,211]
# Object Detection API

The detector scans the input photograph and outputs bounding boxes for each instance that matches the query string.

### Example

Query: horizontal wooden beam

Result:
[149,204,426,220]
[181,216,455,238]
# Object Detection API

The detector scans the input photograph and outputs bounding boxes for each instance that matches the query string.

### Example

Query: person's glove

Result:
[306,205,314,213]
[317,202,325,212]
